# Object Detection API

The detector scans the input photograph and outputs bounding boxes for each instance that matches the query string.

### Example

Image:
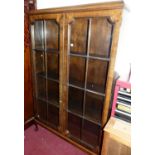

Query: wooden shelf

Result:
[68,101,83,116]
[32,48,44,52]
[69,52,110,61]
[32,48,59,54]
[86,82,105,94]
[67,109,101,126]
[37,72,59,83]
[46,48,59,53]
[69,79,84,88]
[37,97,59,108]
[68,83,105,97]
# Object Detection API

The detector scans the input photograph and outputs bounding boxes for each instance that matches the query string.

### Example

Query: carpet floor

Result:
[24,125,88,155]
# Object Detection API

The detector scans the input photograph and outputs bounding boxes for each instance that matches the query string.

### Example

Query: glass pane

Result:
[47,52,59,79]
[37,99,47,121]
[36,76,46,99]
[68,87,84,115]
[47,80,59,106]
[69,56,86,88]
[87,59,108,93]
[45,20,59,50]
[48,104,59,127]
[70,18,88,55]
[82,119,101,148]
[89,18,113,58]
[34,21,44,49]
[68,113,82,139]
[33,51,45,74]
[84,92,104,123]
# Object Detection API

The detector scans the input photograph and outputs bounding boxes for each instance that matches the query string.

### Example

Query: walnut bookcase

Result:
[29,1,124,154]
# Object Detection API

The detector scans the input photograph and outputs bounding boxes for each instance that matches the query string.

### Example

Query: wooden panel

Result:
[24,47,34,121]
[90,17,113,58]
[24,0,35,122]
[107,139,131,155]
[104,117,131,147]
[29,1,124,15]
[101,118,131,155]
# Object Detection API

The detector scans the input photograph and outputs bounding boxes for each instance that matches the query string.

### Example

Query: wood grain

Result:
[29,1,124,15]
[24,0,35,122]
[101,117,131,155]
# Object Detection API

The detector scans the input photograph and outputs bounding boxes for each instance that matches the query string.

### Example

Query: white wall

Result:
[37,0,131,81]
[115,7,131,81]
[37,0,122,9]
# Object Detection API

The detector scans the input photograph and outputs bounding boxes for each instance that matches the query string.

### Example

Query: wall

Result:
[37,0,122,9]
[37,0,131,81]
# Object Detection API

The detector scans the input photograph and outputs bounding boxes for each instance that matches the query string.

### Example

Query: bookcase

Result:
[29,2,124,154]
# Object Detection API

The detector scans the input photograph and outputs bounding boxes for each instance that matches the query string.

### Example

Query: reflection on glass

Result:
[70,18,88,55]
[87,59,108,93]
[47,80,59,106]
[85,92,104,123]
[89,18,113,58]
[45,20,59,50]
[68,87,84,115]
[33,51,45,74]
[34,21,44,49]
[47,52,59,79]
[36,76,46,99]
[31,19,60,129]
[48,104,59,127]
[37,99,47,121]
[69,56,86,88]
[68,113,82,139]
[82,119,101,148]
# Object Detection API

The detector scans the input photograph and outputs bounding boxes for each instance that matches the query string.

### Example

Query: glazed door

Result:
[65,14,114,153]
[30,14,63,130]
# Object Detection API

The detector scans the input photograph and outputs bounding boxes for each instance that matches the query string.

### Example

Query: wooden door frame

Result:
[64,8,123,129]
[29,13,65,133]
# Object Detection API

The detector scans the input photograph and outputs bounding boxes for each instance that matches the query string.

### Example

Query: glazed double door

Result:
[30,13,114,153]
